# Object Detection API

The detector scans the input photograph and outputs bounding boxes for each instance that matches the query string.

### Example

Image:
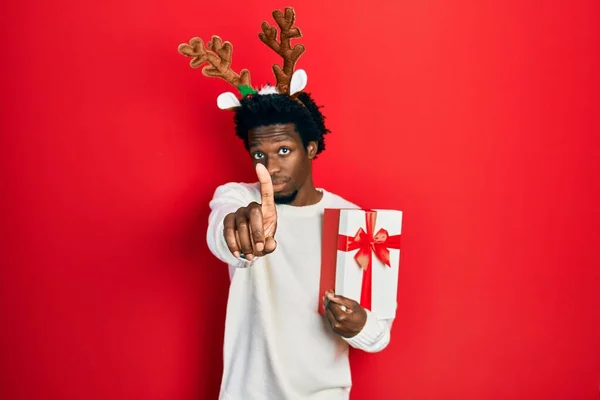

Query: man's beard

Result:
[274,190,299,205]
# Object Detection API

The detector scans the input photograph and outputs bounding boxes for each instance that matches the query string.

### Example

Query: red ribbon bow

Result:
[337,210,401,310]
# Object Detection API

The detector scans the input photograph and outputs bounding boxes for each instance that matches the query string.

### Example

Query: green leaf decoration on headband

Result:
[238,85,258,97]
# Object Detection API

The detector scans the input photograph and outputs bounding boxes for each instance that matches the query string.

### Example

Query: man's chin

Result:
[274,190,298,205]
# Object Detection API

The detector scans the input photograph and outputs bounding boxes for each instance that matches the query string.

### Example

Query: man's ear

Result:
[307,141,318,159]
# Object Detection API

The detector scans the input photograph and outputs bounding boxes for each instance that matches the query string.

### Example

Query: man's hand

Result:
[223,163,277,260]
[323,290,368,338]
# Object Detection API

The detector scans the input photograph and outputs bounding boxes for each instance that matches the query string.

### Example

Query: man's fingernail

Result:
[233,251,240,258]
[256,242,264,252]
[246,254,254,261]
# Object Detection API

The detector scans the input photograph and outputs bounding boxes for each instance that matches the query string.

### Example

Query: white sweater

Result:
[206,182,394,400]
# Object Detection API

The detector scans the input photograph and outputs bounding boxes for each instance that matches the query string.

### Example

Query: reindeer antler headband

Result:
[177,7,308,110]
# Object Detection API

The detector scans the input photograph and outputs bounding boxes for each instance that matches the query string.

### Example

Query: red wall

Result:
[1,0,599,399]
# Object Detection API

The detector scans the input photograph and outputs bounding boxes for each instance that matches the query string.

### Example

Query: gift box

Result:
[319,208,402,319]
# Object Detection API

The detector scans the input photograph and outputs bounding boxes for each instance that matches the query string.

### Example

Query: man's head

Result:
[233,92,330,204]
[177,8,330,204]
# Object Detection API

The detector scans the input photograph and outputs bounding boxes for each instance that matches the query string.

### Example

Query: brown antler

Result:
[259,7,305,94]
[177,36,252,88]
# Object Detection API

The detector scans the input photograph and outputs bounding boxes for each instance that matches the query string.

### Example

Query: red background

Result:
[1,0,599,399]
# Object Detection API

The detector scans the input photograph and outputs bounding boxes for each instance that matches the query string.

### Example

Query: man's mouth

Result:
[272,182,287,192]
[271,179,289,192]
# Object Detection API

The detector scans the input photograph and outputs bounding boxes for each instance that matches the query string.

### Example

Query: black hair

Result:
[233,92,330,157]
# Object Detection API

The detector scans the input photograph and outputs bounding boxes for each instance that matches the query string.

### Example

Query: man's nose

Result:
[266,157,281,175]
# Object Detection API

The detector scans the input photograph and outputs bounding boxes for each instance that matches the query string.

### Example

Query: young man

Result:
[178,8,394,399]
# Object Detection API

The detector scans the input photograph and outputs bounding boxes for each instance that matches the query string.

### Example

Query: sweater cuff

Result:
[232,255,257,268]
[343,309,385,347]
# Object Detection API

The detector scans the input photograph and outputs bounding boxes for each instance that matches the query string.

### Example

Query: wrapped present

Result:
[319,208,402,319]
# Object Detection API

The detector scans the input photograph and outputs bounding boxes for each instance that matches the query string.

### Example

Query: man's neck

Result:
[289,180,323,207]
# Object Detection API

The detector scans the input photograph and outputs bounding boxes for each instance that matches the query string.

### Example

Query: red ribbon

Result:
[336,210,401,310]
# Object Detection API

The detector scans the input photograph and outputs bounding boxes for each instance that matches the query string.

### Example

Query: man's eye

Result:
[253,152,264,160]
[279,147,290,155]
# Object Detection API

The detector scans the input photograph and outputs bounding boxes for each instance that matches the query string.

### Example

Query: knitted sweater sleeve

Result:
[343,310,394,353]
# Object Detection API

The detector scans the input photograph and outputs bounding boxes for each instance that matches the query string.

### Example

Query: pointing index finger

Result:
[256,163,275,211]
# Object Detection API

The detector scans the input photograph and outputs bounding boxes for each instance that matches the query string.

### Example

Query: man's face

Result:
[248,123,316,204]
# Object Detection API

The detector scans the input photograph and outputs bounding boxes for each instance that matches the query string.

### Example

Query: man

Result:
[178,8,393,399]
